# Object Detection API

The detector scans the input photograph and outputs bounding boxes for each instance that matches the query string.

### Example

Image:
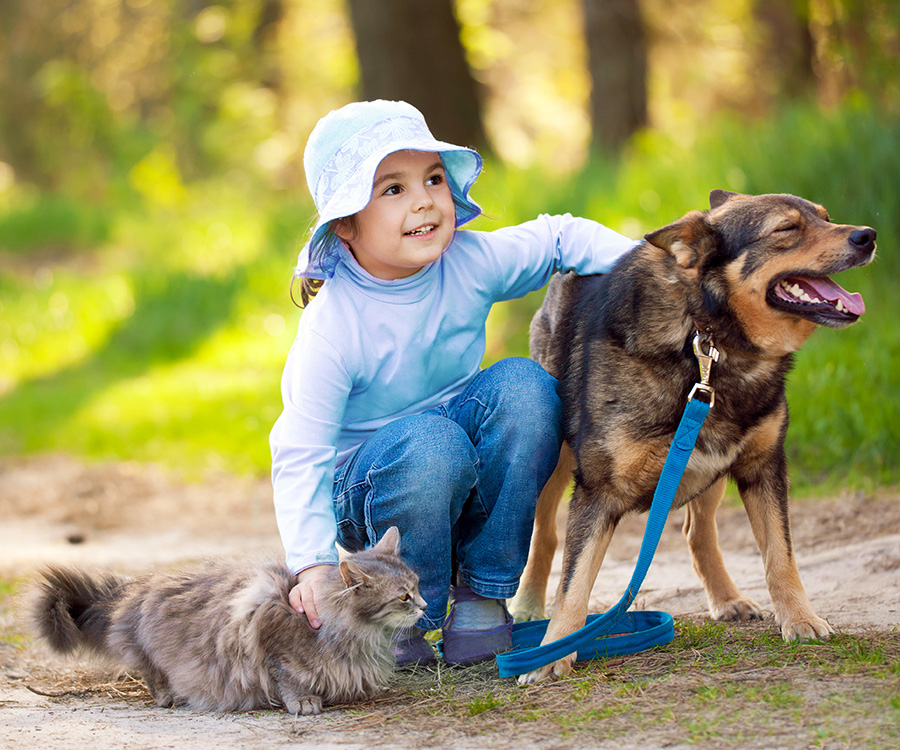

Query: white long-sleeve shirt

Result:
[270,214,636,573]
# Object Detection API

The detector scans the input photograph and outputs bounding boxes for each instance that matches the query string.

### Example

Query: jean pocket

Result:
[336,518,366,551]
[334,481,368,551]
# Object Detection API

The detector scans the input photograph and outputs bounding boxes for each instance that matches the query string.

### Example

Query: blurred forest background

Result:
[0,0,898,492]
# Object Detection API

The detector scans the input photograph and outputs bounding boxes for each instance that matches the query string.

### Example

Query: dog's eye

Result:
[774,223,800,233]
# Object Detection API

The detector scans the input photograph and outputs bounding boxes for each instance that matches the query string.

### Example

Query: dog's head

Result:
[644,191,876,354]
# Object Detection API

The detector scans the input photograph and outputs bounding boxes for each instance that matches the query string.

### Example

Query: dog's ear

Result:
[644,211,717,269]
[709,190,744,209]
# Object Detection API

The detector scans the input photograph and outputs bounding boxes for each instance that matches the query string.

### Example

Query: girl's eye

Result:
[427,173,444,186]
[383,184,402,196]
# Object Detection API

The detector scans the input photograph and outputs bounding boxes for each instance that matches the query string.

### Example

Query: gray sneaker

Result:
[392,626,438,667]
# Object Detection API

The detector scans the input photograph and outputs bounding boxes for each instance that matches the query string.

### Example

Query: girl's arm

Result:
[270,329,351,580]
[464,213,638,300]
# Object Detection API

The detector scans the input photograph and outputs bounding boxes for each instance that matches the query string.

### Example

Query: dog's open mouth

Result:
[768,274,865,322]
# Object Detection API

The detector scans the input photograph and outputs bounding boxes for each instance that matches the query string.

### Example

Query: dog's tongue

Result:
[798,276,866,315]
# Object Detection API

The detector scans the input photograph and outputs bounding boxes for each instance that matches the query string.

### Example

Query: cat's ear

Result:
[339,560,370,588]
[374,527,401,557]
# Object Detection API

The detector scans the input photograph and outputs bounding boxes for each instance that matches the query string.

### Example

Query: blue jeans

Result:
[332,357,564,630]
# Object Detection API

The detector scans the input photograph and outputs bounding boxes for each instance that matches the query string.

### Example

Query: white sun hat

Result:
[296,100,483,279]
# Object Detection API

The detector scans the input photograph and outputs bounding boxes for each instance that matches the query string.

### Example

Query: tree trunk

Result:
[345,0,487,149]
[754,0,816,99]
[581,0,648,153]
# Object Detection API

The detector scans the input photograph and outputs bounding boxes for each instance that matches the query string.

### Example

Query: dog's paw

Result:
[516,654,575,685]
[711,596,764,623]
[780,615,834,642]
[508,593,545,623]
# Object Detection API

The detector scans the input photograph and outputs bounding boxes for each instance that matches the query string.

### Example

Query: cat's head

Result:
[333,527,426,629]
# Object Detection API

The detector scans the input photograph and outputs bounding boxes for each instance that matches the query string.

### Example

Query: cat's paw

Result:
[286,695,323,716]
[144,679,176,708]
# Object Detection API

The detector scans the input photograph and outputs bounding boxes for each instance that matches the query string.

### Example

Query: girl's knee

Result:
[384,414,477,495]
[488,358,562,425]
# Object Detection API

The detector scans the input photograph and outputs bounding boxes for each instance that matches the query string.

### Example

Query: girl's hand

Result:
[290,565,333,629]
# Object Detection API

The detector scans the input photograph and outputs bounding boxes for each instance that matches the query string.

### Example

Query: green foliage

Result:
[0,191,111,253]
[478,97,900,493]
[0,98,897,491]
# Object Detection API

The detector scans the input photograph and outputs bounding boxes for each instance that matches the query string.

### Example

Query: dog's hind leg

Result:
[509,443,574,622]
[683,476,763,622]
[518,485,618,684]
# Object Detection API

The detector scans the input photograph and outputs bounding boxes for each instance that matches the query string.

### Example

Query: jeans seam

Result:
[335,478,368,503]
[458,571,519,599]
[362,463,382,546]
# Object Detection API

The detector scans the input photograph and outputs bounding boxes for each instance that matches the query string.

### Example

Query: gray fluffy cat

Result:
[29,527,425,715]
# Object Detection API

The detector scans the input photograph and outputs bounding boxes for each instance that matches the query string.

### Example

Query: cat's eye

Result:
[399,593,410,602]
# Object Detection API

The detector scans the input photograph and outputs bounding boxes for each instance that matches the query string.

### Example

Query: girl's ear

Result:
[332,217,354,242]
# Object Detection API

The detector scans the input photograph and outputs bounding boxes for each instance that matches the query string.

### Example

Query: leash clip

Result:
[689,332,719,407]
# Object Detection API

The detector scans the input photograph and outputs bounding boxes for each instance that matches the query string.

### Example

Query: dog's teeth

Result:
[836,299,845,312]
[799,292,813,302]
[791,284,803,297]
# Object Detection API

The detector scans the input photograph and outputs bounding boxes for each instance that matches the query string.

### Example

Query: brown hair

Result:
[291,216,359,307]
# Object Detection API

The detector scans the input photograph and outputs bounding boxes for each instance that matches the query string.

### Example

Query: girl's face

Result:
[336,150,456,280]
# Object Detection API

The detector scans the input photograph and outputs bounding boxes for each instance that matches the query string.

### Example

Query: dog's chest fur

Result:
[564,326,791,514]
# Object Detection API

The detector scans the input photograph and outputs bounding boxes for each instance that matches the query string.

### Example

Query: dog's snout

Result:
[849,227,876,252]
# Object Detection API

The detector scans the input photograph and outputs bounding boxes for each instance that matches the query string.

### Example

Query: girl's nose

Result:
[412,185,434,211]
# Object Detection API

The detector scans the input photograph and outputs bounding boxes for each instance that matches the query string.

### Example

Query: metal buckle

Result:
[689,332,719,407]
[688,382,715,407]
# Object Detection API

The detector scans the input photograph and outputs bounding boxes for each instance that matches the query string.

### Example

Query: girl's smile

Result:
[336,150,456,280]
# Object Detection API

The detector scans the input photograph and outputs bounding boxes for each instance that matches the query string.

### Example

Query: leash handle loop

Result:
[496,397,711,678]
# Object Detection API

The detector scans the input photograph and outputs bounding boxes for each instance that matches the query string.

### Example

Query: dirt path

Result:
[1,454,898,749]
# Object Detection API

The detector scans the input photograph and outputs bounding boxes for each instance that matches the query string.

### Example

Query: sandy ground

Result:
[1,453,899,749]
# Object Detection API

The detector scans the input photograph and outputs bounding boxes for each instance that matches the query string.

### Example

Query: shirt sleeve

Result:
[270,328,351,574]
[471,213,638,301]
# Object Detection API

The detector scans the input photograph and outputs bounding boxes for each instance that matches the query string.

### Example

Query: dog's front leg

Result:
[683,475,764,622]
[509,444,574,622]
[518,485,617,684]
[732,438,833,641]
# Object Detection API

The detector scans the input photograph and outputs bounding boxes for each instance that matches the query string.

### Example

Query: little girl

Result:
[270,100,636,666]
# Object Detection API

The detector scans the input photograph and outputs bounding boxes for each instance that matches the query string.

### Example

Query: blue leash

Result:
[496,334,717,678]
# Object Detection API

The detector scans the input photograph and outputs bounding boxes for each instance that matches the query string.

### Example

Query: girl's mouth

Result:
[404,224,437,237]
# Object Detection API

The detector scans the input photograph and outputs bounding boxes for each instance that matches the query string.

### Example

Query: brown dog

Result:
[512,191,876,683]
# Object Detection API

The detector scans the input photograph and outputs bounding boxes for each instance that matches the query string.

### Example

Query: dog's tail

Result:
[30,567,128,656]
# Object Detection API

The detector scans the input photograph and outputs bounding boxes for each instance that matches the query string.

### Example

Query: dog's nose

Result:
[849,227,876,252]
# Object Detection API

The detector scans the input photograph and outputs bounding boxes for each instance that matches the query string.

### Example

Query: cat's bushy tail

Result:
[30,567,128,656]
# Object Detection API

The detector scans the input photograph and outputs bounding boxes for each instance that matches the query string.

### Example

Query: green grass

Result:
[0,577,25,647]
[370,620,900,748]
[0,98,898,489]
